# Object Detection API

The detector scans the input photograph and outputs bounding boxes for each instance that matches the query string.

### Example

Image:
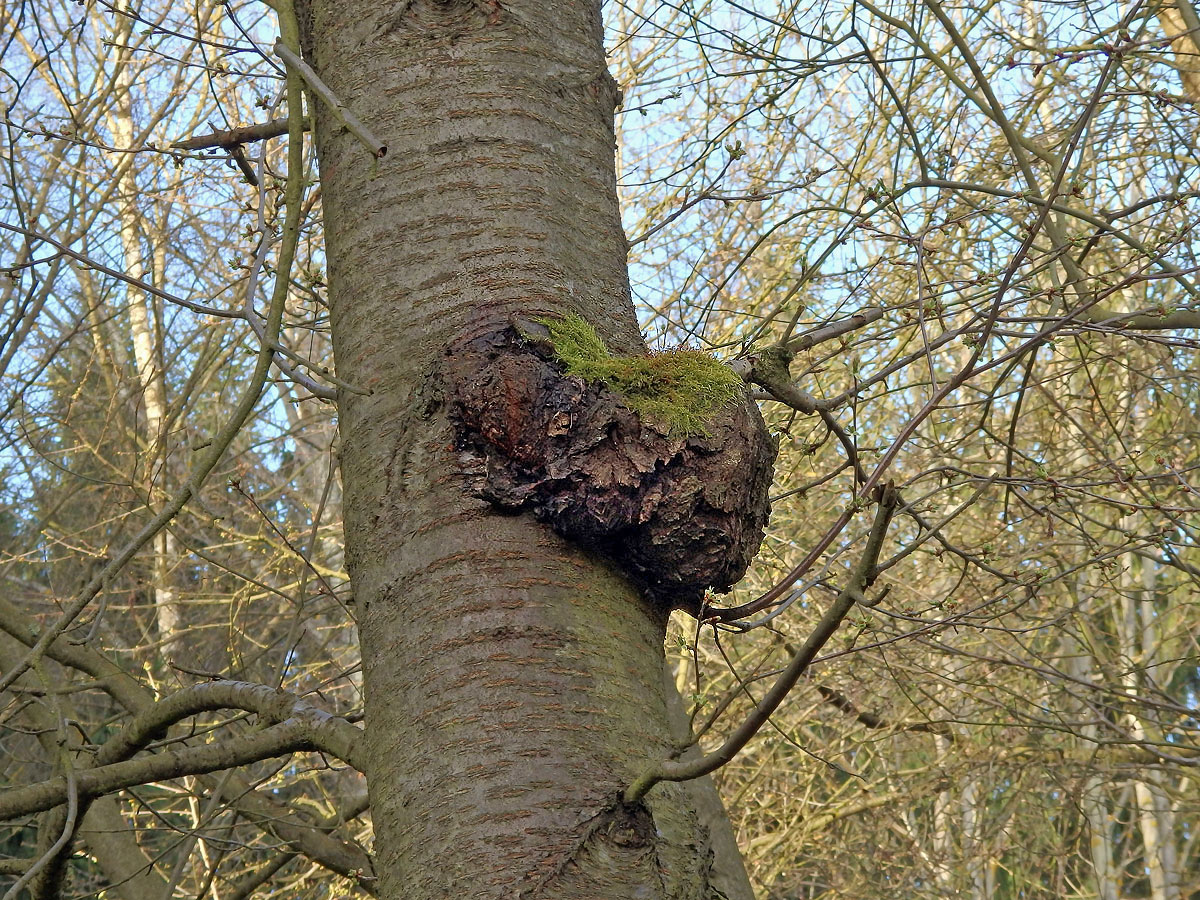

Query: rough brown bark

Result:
[298,1,755,898]
[448,324,775,612]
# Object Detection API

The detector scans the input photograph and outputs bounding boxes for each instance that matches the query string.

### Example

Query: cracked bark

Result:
[448,325,775,613]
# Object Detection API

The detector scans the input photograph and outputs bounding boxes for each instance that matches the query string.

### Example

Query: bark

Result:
[1158,1,1200,102]
[298,1,754,897]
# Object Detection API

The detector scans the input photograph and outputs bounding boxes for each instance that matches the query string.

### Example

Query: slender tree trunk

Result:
[1158,0,1200,101]
[929,733,957,894]
[299,2,752,897]
[1064,613,1119,900]
[961,778,994,900]
[109,5,180,656]
[1122,557,1181,900]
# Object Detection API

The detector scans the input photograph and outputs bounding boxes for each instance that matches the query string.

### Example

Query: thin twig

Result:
[273,40,387,158]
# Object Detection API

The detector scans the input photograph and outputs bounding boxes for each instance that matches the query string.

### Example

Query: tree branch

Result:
[732,307,884,413]
[0,720,312,821]
[92,681,365,773]
[625,484,900,802]
[170,116,306,151]
[273,40,386,158]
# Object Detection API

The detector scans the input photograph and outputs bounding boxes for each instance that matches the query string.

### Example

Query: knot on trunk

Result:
[447,324,776,613]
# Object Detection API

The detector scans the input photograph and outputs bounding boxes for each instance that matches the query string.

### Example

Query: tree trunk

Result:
[109,0,180,658]
[298,2,752,897]
[1064,613,1118,900]
[1122,557,1182,900]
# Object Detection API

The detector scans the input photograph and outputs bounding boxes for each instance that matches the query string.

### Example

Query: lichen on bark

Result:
[447,321,778,613]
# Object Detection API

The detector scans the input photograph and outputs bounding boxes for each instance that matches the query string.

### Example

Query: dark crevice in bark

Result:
[446,325,777,613]
[519,797,716,899]
[374,0,501,43]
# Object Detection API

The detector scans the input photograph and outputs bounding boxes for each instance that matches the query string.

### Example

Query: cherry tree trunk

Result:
[298,2,754,897]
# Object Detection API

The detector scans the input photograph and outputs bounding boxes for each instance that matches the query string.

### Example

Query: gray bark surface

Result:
[299,1,756,897]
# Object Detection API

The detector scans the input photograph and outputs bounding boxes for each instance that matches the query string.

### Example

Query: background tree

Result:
[609,2,1199,897]
[1,0,1197,898]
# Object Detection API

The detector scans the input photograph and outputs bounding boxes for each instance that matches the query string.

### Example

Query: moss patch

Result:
[535,313,744,437]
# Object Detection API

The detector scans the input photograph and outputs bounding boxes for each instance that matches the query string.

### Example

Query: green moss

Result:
[535,313,744,436]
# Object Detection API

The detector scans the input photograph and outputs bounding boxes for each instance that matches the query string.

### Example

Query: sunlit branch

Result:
[170,116,307,151]
[273,39,386,158]
[0,720,317,821]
